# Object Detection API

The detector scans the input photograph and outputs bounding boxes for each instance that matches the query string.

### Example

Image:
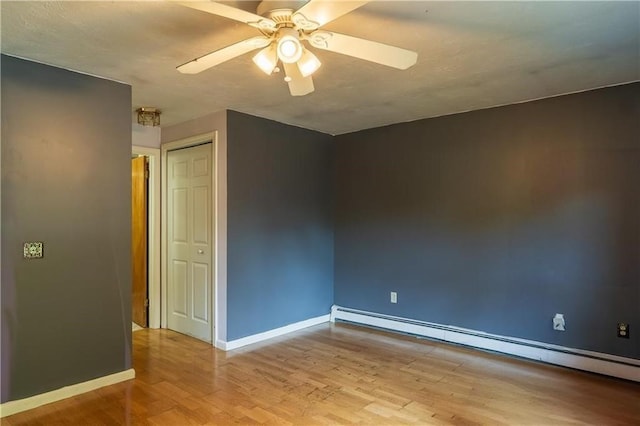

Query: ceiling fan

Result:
[175,0,418,96]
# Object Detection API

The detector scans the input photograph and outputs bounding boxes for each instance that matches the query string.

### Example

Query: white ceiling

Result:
[2,1,638,135]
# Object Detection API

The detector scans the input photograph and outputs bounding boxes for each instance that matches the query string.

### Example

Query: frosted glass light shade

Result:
[277,32,303,64]
[252,45,278,75]
[297,49,321,77]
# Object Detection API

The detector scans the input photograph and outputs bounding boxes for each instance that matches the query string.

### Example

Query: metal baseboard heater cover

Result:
[330,305,640,382]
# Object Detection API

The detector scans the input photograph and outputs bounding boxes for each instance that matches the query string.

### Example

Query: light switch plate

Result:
[23,242,43,259]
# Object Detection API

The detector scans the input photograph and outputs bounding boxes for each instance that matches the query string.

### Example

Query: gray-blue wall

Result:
[1,55,132,402]
[226,111,334,340]
[334,83,639,359]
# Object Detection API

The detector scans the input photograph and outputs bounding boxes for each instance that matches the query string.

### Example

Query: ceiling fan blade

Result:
[282,62,314,96]
[308,31,417,70]
[177,36,271,74]
[292,0,370,29]
[175,1,276,31]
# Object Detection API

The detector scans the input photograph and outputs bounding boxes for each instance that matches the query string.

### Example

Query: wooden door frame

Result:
[132,146,161,329]
[161,132,219,343]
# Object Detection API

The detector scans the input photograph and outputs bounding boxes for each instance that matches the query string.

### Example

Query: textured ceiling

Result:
[1,1,638,135]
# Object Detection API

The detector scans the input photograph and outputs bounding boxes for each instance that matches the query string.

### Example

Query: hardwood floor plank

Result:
[4,323,640,425]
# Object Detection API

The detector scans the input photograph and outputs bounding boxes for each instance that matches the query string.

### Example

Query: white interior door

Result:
[167,143,213,342]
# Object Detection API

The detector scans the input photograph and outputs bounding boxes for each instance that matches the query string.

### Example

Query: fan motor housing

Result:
[257,1,305,18]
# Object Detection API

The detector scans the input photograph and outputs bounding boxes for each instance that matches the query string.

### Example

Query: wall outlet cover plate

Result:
[553,313,565,331]
[617,323,630,339]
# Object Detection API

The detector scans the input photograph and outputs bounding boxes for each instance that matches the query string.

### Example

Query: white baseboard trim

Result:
[0,368,135,418]
[331,305,640,382]
[217,314,330,351]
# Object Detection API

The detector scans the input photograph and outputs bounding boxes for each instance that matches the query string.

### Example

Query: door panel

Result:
[173,188,188,242]
[173,160,188,177]
[167,143,214,342]
[172,260,188,317]
[193,186,209,243]
[192,263,209,322]
[131,156,148,327]
[193,157,208,177]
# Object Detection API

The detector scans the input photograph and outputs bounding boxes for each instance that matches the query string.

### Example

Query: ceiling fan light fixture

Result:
[252,45,278,75]
[277,30,303,64]
[297,49,321,77]
[174,1,418,97]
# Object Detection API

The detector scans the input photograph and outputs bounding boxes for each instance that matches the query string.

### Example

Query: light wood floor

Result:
[4,323,640,425]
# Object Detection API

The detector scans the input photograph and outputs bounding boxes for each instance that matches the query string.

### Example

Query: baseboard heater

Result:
[330,305,640,382]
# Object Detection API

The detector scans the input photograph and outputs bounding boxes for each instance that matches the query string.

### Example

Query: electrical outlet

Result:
[553,313,565,331]
[617,323,630,339]
[390,292,397,304]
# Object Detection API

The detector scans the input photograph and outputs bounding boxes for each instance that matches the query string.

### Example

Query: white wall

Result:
[132,123,161,148]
